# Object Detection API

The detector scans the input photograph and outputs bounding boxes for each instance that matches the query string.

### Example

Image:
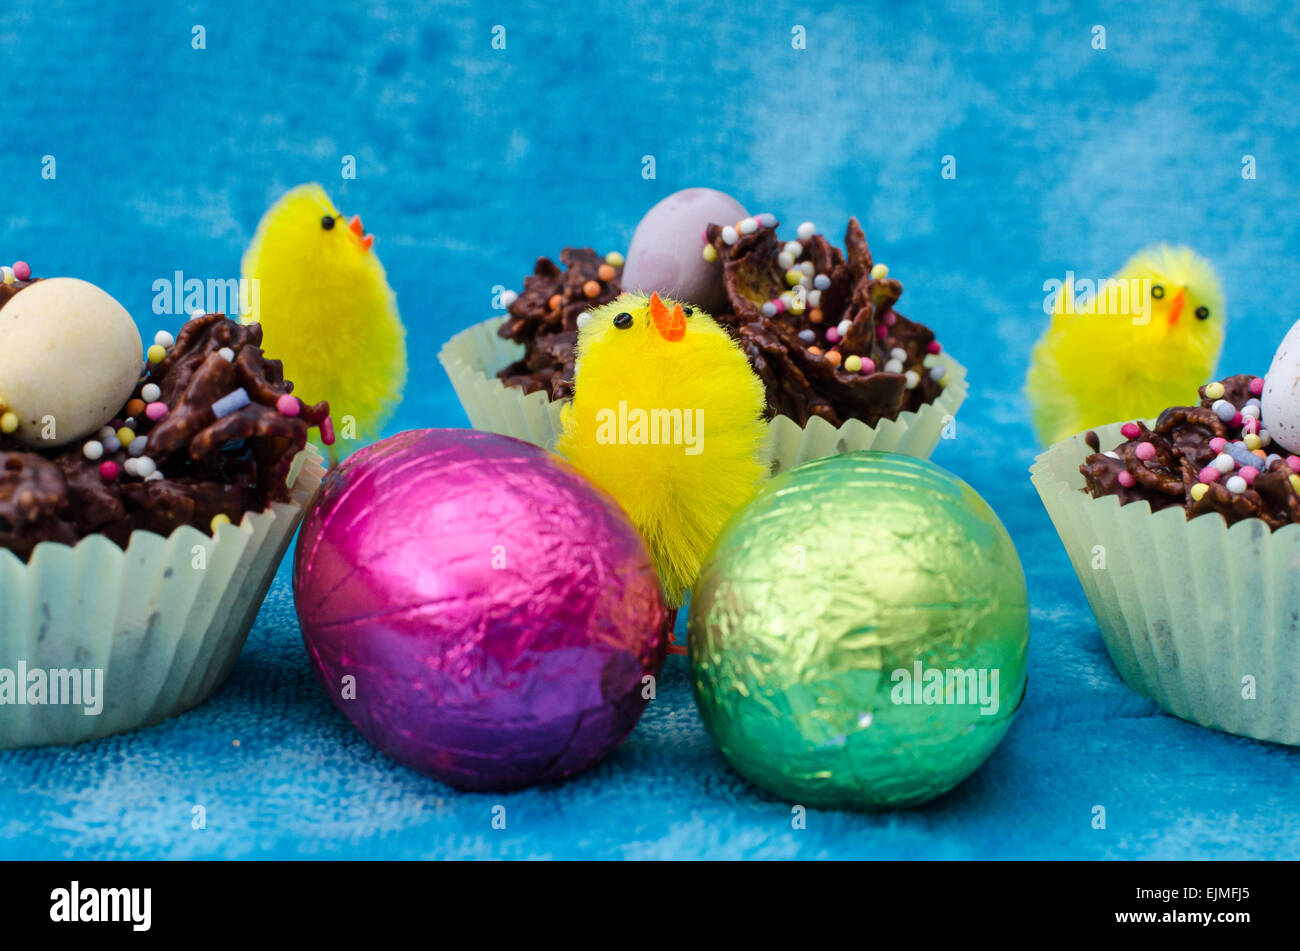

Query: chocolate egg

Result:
[622,188,748,314]
[1262,319,1300,454]
[0,278,143,448]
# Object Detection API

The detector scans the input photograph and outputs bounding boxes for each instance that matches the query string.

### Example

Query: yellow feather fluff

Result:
[1026,243,1225,446]
[241,183,406,459]
[556,292,768,607]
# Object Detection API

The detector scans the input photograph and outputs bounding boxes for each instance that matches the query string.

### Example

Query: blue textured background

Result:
[3,0,1299,859]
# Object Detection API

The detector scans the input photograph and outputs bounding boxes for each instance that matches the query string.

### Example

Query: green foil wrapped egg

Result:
[689,452,1028,810]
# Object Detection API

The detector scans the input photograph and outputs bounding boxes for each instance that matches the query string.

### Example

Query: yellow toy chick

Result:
[1026,244,1224,445]
[557,292,767,608]
[241,183,406,462]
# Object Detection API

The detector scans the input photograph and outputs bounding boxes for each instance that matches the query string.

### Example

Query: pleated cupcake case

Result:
[439,314,968,473]
[1032,422,1300,746]
[0,447,325,748]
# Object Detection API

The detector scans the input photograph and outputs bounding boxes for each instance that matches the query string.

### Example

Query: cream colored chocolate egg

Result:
[0,278,143,448]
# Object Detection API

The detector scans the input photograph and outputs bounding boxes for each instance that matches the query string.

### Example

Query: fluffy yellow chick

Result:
[557,292,767,608]
[1026,244,1224,445]
[241,183,406,462]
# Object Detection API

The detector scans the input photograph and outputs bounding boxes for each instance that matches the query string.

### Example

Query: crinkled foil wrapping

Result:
[689,452,1029,810]
[293,429,667,791]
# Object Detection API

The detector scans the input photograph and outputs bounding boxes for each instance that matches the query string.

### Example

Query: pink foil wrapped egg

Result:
[293,429,668,790]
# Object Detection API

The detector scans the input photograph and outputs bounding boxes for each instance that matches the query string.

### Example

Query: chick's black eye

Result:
[1195,306,1210,321]
[1151,284,1164,299]
[613,312,633,329]
[321,215,336,230]
[682,306,694,317]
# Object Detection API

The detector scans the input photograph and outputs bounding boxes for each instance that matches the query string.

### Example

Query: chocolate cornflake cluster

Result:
[494,219,947,426]
[1081,374,1300,529]
[0,299,329,560]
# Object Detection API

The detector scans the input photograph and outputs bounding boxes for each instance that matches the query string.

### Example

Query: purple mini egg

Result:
[622,188,748,314]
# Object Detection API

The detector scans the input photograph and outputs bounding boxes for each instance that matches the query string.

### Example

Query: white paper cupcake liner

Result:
[1031,422,1300,746]
[438,314,968,473]
[0,447,326,748]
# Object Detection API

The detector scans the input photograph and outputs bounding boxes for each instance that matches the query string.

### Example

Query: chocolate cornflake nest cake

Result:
[495,218,948,427]
[1080,373,1300,529]
[0,278,330,560]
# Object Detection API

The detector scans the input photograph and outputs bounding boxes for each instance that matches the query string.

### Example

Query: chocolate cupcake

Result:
[0,267,330,747]
[440,214,966,473]
[1031,373,1300,746]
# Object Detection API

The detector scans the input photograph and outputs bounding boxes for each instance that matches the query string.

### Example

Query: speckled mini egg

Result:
[1262,319,1300,454]
[0,278,143,448]
[622,187,748,314]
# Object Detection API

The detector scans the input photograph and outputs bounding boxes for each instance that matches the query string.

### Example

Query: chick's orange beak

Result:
[348,214,375,251]
[1166,288,1186,327]
[648,292,686,342]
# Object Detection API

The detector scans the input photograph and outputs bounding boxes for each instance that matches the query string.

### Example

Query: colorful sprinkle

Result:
[1204,381,1225,400]
[134,456,157,478]
[1250,377,1265,396]
[875,324,888,340]
[796,222,815,240]
[82,440,103,461]
[1134,441,1156,461]
[721,225,739,245]
[758,213,777,228]
[1211,399,1236,422]
[884,358,904,374]
[1240,465,1260,485]
[582,280,601,299]
[930,365,946,382]
[210,513,232,533]
[904,370,920,390]
[701,244,718,263]
[739,217,758,235]
[126,398,146,418]
[99,461,119,482]
[147,344,167,364]
[1,267,13,285]
[1198,466,1220,484]
[927,341,942,355]
[813,274,831,291]
[604,251,625,267]
[1244,433,1262,451]
[128,435,148,457]
[1226,475,1248,495]
[276,394,300,416]
[0,412,16,434]
[154,330,175,349]
[825,350,842,367]
[1120,422,1141,440]
[808,308,823,324]
[597,264,617,282]
[1292,474,1300,494]
[212,388,250,418]
[797,329,816,344]
[860,358,876,374]
[870,263,889,280]
[321,415,336,446]
[844,354,863,373]
[1190,483,1209,501]
[1117,471,1136,487]
[1208,436,1227,453]
[1212,453,1235,474]
[12,261,30,281]
[145,402,168,421]
[825,327,841,344]
[116,426,135,445]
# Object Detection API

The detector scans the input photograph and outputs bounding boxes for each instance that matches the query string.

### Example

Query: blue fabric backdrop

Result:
[2,0,1298,859]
